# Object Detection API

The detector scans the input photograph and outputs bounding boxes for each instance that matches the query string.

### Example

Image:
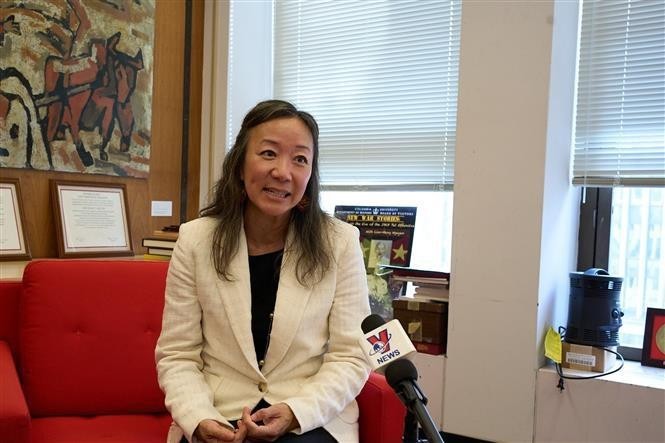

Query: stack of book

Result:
[382,265,450,302]
[142,229,178,259]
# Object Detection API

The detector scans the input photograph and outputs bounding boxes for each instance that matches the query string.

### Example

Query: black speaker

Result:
[565,268,624,347]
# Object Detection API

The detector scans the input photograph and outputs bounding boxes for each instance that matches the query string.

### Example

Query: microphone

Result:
[385,359,445,443]
[360,314,444,443]
[359,314,417,372]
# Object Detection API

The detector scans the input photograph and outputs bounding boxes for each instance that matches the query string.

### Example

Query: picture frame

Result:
[50,180,133,258]
[641,307,665,369]
[0,178,31,261]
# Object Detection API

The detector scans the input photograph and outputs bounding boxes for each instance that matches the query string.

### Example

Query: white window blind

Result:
[274,0,461,190]
[573,0,665,187]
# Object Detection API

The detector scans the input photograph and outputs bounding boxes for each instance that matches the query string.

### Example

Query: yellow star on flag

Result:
[392,244,408,261]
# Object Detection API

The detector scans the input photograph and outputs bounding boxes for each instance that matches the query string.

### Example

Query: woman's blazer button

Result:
[258,382,268,393]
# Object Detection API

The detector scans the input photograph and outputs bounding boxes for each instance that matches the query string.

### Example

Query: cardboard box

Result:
[561,342,617,373]
[392,298,448,354]
[413,342,445,356]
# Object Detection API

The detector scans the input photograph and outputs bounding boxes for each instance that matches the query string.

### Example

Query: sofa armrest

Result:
[357,372,406,443]
[0,341,30,443]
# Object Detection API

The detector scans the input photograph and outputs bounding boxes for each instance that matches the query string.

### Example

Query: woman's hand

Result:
[194,419,247,443]
[241,403,299,442]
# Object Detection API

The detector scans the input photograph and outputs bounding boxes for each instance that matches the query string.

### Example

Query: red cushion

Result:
[19,260,169,417]
[358,372,406,443]
[30,414,171,443]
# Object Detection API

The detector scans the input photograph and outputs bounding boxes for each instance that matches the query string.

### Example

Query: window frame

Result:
[577,187,642,361]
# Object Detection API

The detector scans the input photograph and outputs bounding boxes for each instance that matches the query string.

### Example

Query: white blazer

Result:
[155,216,371,443]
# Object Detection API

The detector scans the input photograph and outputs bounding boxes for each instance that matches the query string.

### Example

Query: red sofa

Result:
[0,259,405,443]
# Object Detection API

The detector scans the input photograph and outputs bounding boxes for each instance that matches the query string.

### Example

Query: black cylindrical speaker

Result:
[565,268,624,347]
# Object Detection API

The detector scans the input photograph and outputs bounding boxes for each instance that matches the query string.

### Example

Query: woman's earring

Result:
[296,195,310,212]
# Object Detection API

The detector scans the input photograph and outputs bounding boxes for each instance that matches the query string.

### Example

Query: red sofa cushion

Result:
[19,260,169,417]
[30,414,171,443]
[0,280,21,362]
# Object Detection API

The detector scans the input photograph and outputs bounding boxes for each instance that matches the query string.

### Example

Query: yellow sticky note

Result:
[544,327,562,364]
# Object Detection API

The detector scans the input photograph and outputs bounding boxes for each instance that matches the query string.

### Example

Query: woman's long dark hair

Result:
[200,100,332,285]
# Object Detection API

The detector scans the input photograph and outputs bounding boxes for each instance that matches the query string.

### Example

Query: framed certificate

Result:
[0,179,31,261]
[50,180,133,258]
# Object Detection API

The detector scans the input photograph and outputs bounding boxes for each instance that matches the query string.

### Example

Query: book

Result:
[150,230,179,241]
[413,284,449,302]
[142,253,171,261]
[380,265,450,280]
[142,238,177,249]
[391,275,449,286]
[416,282,450,291]
[382,266,450,292]
[147,247,173,257]
[159,224,180,233]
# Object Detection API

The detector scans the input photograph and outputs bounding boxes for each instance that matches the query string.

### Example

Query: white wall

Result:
[536,0,582,369]
[535,367,665,442]
[443,1,580,441]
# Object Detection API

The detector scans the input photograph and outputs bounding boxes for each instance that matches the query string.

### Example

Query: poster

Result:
[334,206,416,318]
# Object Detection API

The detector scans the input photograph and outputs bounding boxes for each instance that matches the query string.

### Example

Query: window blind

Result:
[573,0,665,187]
[274,0,461,190]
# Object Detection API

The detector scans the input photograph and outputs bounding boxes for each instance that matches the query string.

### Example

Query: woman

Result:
[156,100,371,443]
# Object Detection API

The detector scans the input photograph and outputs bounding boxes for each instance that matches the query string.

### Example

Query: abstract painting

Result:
[0,0,154,177]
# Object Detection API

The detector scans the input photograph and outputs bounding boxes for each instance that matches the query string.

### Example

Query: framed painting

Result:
[0,1,155,177]
[641,308,665,369]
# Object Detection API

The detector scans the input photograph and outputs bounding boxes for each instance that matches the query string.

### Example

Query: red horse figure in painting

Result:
[40,32,143,167]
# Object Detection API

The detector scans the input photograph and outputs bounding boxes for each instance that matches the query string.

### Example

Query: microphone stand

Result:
[393,379,444,443]
[403,411,418,443]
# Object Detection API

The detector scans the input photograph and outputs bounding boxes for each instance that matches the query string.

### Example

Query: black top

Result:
[248,249,283,367]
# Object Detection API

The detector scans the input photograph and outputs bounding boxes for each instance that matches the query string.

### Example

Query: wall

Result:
[443,1,580,441]
[535,367,665,442]
[0,1,202,258]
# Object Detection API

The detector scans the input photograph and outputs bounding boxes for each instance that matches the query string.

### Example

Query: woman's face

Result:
[241,117,313,221]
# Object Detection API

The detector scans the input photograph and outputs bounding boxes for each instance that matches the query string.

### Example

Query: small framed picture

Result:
[50,180,133,258]
[641,307,665,369]
[0,179,31,261]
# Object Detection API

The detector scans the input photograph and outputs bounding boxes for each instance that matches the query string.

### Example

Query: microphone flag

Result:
[359,315,417,372]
